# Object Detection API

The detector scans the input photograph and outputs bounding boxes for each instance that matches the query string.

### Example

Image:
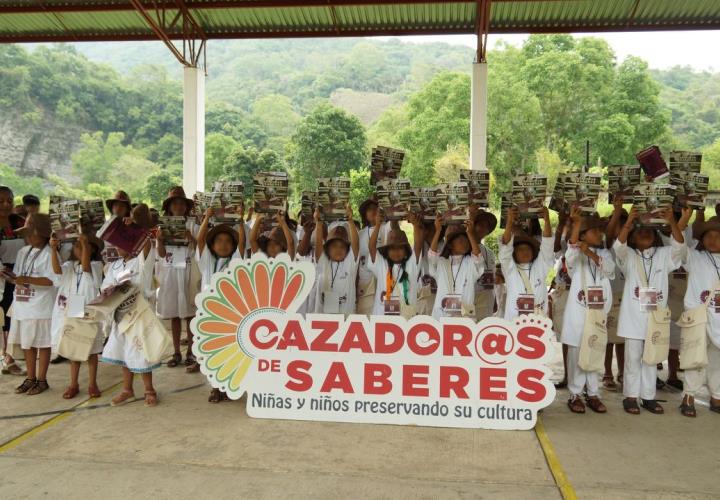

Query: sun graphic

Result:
[191,254,315,399]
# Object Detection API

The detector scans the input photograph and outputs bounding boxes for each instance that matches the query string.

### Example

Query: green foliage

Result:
[144,168,182,208]
[0,164,45,201]
[222,145,284,190]
[71,131,128,186]
[349,167,373,214]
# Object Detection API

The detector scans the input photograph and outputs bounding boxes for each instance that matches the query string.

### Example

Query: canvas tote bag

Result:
[675,281,718,370]
[635,253,671,364]
[119,294,173,364]
[578,259,608,372]
[57,317,101,362]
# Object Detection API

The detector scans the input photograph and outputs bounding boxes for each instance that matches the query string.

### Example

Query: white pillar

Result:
[470,61,488,170]
[183,66,205,194]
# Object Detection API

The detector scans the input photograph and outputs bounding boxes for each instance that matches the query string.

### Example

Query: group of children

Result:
[1,183,719,417]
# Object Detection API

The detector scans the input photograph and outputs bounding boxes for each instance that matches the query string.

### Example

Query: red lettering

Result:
[516,369,546,403]
[276,320,309,350]
[480,367,507,400]
[407,324,440,356]
[439,366,469,398]
[249,318,278,350]
[339,321,373,353]
[374,322,404,354]
[320,362,354,393]
[516,326,545,360]
[402,364,429,396]
[285,360,312,392]
[481,332,512,357]
[442,324,473,357]
[309,320,339,352]
[363,363,392,395]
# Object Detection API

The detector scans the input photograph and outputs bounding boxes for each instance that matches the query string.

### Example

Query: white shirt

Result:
[314,250,358,315]
[560,245,615,347]
[684,248,720,349]
[358,223,391,285]
[613,237,686,340]
[369,251,420,315]
[428,250,485,319]
[197,248,240,292]
[12,245,59,320]
[499,235,555,320]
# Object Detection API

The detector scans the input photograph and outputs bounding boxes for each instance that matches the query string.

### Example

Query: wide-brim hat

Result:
[693,217,720,243]
[628,225,664,249]
[258,227,288,253]
[206,224,239,252]
[474,210,498,234]
[161,186,194,214]
[105,190,132,213]
[440,224,471,258]
[131,203,154,230]
[378,227,412,259]
[16,213,52,239]
[359,198,379,226]
[512,230,540,260]
[324,225,350,253]
[579,215,604,235]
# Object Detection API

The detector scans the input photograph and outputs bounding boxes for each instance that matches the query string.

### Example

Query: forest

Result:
[1,35,719,212]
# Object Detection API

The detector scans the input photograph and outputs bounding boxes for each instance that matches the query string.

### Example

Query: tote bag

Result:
[634,253,671,365]
[57,317,101,362]
[676,305,709,370]
[577,260,608,372]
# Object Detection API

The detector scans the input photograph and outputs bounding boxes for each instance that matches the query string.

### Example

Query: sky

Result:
[380,31,720,71]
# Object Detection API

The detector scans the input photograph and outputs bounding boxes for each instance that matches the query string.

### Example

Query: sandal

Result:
[221,391,230,401]
[623,397,640,415]
[617,374,623,386]
[656,377,666,390]
[15,378,36,394]
[666,379,683,391]
[27,380,49,395]
[144,390,158,407]
[585,396,607,413]
[709,400,720,414]
[602,376,618,391]
[208,388,222,403]
[554,380,568,390]
[167,352,182,368]
[110,389,135,407]
[186,362,200,373]
[679,396,696,418]
[88,385,102,398]
[184,351,196,366]
[2,360,26,376]
[641,399,665,414]
[63,385,80,399]
[567,395,585,414]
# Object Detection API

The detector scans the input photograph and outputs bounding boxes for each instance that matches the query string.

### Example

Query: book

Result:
[409,187,440,223]
[79,199,106,233]
[459,169,490,208]
[636,145,669,179]
[608,165,642,203]
[253,171,289,214]
[632,183,676,226]
[49,199,82,241]
[300,191,317,219]
[211,181,245,225]
[376,179,412,222]
[437,182,469,224]
[499,192,512,229]
[370,146,404,184]
[669,151,702,173]
[159,216,188,246]
[96,215,150,257]
[549,176,566,214]
[672,171,709,209]
[562,172,602,213]
[316,177,351,222]
[511,174,547,219]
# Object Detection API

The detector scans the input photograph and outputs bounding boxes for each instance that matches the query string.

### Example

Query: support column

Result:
[183,66,205,193]
[469,61,488,170]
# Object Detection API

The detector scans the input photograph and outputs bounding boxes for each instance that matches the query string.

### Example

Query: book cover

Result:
[96,216,150,256]
[672,171,709,209]
[316,177,351,221]
[79,199,106,233]
[212,181,245,225]
[253,171,289,214]
[511,174,547,219]
[300,191,317,219]
[376,179,412,221]
[632,183,676,226]
[159,216,188,246]
[669,151,702,173]
[459,169,490,207]
[636,145,669,179]
[437,182,469,224]
[49,199,82,240]
[571,172,602,213]
[409,187,440,223]
[500,192,512,228]
[608,165,642,202]
[549,176,566,214]
[370,146,404,184]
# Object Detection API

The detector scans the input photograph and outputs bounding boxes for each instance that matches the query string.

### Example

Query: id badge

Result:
[477,270,495,291]
[442,294,463,317]
[322,291,341,314]
[67,294,86,318]
[586,286,605,310]
[57,294,67,310]
[384,297,401,315]
[639,287,658,312]
[171,246,188,269]
[714,290,720,314]
[15,284,35,303]
[516,293,535,315]
[421,275,438,294]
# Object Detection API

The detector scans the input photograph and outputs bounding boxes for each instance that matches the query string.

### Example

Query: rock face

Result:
[0,112,84,180]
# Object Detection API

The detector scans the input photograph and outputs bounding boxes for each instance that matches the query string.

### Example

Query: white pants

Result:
[624,338,657,400]
[567,345,600,397]
[684,341,720,400]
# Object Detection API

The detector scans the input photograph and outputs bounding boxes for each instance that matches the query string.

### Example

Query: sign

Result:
[191,254,556,430]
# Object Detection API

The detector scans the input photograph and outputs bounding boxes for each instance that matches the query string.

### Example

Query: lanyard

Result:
[75,263,84,293]
[330,261,341,289]
[214,257,229,273]
[451,255,466,293]
[388,264,404,295]
[636,248,655,286]
[587,256,598,285]
[21,248,41,276]
[705,252,720,282]
[517,263,533,293]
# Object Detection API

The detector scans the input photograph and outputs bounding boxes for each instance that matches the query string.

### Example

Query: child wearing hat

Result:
[416,216,444,316]
[156,187,199,369]
[313,204,360,315]
[102,191,133,264]
[470,207,499,320]
[678,215,720,417]
[49,233,105,399]
[249,211,295,260]
[357,198,391,315]
[429,214,485,319]
[614,206,690,415]
[499,206,555,320]
[562,208,616,414]
[8,214,59,395]
[368,211,423,318]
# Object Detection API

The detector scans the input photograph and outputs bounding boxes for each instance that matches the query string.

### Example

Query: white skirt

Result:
[8,319,52,349]
[155,266,196,320]
[100,324,161,373]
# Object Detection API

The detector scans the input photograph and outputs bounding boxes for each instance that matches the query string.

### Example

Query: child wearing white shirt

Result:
[471,208,498,321]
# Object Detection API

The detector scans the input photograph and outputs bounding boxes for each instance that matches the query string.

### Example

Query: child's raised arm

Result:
[369,211,384,263]
[408,211,423,263]
[79,234,91,273]
[314,208,324,262]
[616,206,638,244]
[49,237,62,275]
[568,207,582,245]
[237,220,246,257]
[196,208,213,257]
[541,206,552,238]
[249,213,264,254]
[501,207,518,244]
[346,204,360,261]
[277,211,295,260]
[430,213,442,253]
[465,216,481,257]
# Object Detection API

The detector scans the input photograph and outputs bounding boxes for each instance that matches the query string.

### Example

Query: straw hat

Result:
[206,224,239,253]
[693,216,720,242]
[131,203,154,230]
[359,198,379,227]
[441,224,471,258]
[258,227,288,253]
[16,213,52,239]
[324,225,350,254]
[161,186,194,215]
[513,230,540,259]
[578,215,604,235]
[105,190,132,213]
[378,227,412,259]
[474,209,498,234]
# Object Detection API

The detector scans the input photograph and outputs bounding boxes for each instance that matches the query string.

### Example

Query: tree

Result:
[349,167,373,214]
[145,168,182,208]
[71,131,128,186]
[222,145,284,190]
[434,144,469,182]
[205,133,239,188]
[0,164,45,202]
[251,94,301,139]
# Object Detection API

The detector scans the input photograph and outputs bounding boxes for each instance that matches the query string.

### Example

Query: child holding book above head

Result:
[562,208,616,414]
[249,211,296,260]
[614,206,690,415]
[357,198,390,315]
[313,204,360,315]
[499,206,555,320]
[470,206,498,320]
[49,233,104,399]
[429,214,485,319]
[156,187,199,370]
[368,211,423,318]
[8,214,59,396]
[416,215,444,316]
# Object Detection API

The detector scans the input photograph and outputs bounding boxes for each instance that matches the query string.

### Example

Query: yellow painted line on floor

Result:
[535,415,577,500]
[0,380,123,454]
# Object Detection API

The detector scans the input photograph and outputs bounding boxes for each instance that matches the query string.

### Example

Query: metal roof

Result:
[0,1,719,43]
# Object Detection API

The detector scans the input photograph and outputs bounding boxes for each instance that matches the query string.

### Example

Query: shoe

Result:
[50,355,67,365]
[656,377,666,390]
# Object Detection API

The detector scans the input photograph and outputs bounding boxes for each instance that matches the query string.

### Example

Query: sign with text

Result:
[191,255,556,430]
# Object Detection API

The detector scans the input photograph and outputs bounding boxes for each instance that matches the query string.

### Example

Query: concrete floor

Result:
[0,339,717,499]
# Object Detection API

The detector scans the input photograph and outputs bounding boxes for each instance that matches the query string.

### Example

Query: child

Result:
[549,212,571,389]
[429,215,485,319]
[22,194,40,215]
[369,212,423,318]
[562,209,615,414]
[678,216,720,417]
[8,214,58,395]
[471,207,498,320]
[499,207,554,320]
[249,211,296,260]
[357,199,387,315]
[156,187,198,369]
[196,208,242,403]
[314,204,360,315]
[603,199,628,390]
[416,216,444,316]
[614,207,690,415]
[49,234,104,399]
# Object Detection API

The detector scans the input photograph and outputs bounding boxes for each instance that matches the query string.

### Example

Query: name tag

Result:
[384,297,401,316]
[171,246,188,269]
[421,275,438,294]
[476,270,495,292]
[639,287,658,312]
[587,286,605,310]
[714,290,720,314]
[442,294,463,317]
[517,294,535,315]
[15,284,35,302]
[67,294,86,318]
